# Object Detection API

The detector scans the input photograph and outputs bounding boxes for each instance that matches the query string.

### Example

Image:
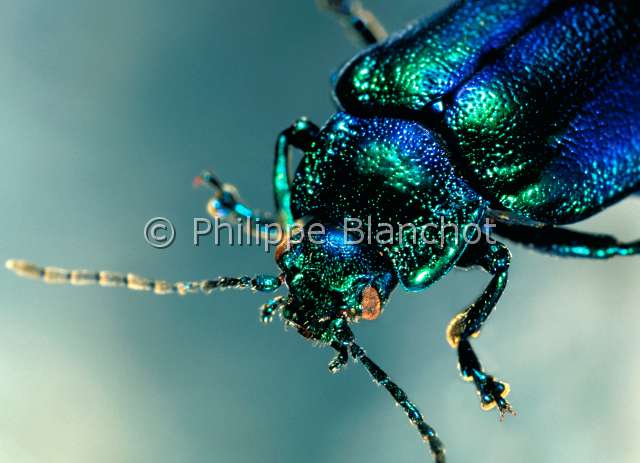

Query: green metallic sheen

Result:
[290,113,487,290]
[334,0,556,115]
[334,1,640,224]
[274,132,295,226]
[446,2,640,223]
[276,224,397,340]
[10,2,640,461]
[273,118,320,227]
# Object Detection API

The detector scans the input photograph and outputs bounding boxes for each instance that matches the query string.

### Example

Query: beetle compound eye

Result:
[360,286,381,321]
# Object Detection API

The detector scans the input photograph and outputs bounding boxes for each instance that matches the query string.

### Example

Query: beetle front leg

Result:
[317,0,387,46]
[273,118,320,226]
[194,170,279,240]
[195,118,320,237]
[446,239,515,417]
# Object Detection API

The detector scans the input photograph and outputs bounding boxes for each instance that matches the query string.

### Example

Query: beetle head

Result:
[274,223,397,341]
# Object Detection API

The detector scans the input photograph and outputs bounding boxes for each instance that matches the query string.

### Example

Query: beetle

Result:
[6,0,640,461]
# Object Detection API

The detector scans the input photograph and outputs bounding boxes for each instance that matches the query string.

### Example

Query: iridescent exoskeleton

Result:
[8,1,640,461]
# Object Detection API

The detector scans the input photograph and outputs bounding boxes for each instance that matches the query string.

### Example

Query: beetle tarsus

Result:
[447,240,514,416]
[458,338,515,418]
[195,169,279,240]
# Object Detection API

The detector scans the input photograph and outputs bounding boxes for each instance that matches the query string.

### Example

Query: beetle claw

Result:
[497,401,517,421]
[477,377,515,419]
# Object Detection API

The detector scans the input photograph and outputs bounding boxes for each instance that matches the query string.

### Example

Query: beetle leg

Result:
[329,320,446,462]
[194,170,279,240]
[492,221,640,259]
[446,239,515,418]
[457,339,513,418]
[273,118,320,226]
[194,118,320,239]
[349,343,446,462]
[317,0,387,46]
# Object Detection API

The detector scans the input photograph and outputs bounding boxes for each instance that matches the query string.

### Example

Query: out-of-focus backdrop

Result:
[1,1,639,462]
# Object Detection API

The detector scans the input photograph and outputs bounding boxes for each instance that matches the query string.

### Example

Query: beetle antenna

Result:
[6,259,283,296]
[349,340,446,463]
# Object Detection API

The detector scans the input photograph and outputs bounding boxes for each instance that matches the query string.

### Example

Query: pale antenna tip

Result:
[5,259,42,279]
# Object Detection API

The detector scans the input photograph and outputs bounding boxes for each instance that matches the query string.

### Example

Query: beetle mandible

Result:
[7,1,640,461]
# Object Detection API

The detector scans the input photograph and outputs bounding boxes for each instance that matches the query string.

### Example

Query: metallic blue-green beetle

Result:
[7,1,640,461]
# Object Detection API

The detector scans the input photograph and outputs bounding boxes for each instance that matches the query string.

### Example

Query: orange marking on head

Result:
[360,286,382,321]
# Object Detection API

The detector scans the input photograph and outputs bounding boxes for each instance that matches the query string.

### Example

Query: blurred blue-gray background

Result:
[1,1,639,462]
